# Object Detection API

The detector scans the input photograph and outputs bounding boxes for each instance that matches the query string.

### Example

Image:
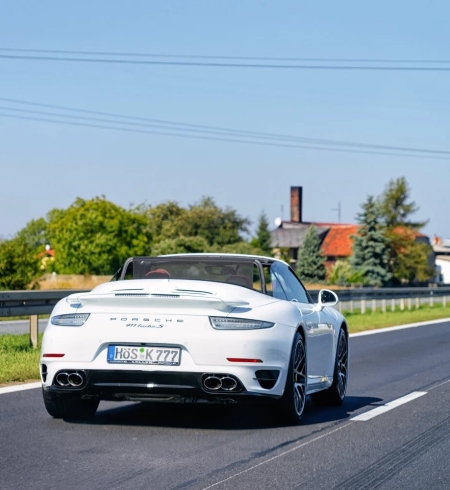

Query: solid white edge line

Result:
[349,317,450,338]
[0,382,42,395]
[351,391,427,422]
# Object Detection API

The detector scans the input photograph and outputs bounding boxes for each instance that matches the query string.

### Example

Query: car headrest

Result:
[145,268,170,279]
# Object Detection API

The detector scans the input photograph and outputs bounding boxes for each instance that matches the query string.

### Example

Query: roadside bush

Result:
[0,237,41,290]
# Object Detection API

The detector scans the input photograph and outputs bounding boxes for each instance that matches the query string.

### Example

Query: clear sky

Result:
[1,1,449,240]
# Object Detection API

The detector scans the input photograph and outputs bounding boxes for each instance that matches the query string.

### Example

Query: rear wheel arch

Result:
[340,321,349,338]
[296,323,306,342]
[295,323,307,359]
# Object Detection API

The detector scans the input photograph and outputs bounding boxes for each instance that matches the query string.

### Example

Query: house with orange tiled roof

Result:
[270,187,358,269]
[318,224,360,269]
[270,187,434,277]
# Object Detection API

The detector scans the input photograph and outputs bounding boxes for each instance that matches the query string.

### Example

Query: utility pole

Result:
[332,202,342,223]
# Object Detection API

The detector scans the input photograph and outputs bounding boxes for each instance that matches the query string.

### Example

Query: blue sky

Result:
[1,1,449,240]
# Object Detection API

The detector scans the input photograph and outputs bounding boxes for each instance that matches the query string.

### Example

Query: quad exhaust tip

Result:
[203,376,222,391]
[54,370,85,388]
[202,374,240,392]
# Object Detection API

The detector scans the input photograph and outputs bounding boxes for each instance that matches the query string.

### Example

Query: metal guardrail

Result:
[0,290,88,318]
[2,287,450,317]
[1,287,450,347]
[307,286,450,302]
[0,290,87,348]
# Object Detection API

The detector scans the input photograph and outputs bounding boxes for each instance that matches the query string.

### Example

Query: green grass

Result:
[1,305,450,385]
[0,334,42,384]
[345,303,450,333]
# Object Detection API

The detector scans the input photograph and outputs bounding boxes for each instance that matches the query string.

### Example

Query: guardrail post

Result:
[400,298,405,311]
[407,298,412,310]
[391,299,395,312]
[429,293,434,307]
[361,299,366,314]
[30,315,38,349]
[415,297,420,309]
[371,299,376,313]
[350,300,354,313]
[382,299,386,313]
[444,296,447,308]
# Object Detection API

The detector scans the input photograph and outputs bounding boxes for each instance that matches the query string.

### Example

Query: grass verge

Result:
[1,305,450,385]
[345,303,450,333]
[0,334,42,384]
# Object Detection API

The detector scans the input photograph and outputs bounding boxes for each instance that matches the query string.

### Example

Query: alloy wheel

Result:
[336,333,348,399]
[293,337,307,416]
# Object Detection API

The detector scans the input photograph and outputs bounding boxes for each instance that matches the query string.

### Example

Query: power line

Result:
[1,97,449,157]
[1,53,450,70]
[1,111,449,160]
[1,48,450,64]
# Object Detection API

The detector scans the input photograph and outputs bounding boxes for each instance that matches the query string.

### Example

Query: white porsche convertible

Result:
[41,254,349,424]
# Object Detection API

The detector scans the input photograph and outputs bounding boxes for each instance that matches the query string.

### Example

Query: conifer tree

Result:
[252,211,272,254]
[379,177,428,229]
[296,225,326,283]
[351,196,392,287]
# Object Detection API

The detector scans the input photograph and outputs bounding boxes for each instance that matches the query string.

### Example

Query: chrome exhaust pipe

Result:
[220,376,238,391]
[203,376,222,391]
[68,372,84,387]
[55,372,69,386]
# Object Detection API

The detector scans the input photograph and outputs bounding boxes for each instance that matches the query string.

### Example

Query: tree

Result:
[140,201,186,244]
[296,225,326,283]
[379,177,428,229]
[0,236,41,290]
[171,197,250,247]
[351,196,392,287]
[328,260,368,286]
[210,241,265,255]
[387,228,435,284]
[378,177,433,284]
[47,197,152,275]
[16,218,49,251]
[251,211,272,254]
[151,236,210,256]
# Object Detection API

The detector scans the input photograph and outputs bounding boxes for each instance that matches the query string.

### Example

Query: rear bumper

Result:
[43,369,281,404]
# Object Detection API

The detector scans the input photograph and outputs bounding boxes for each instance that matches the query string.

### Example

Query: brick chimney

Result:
[290,186,303,223]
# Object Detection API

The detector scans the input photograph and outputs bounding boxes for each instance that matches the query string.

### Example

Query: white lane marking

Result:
[0,382,41,395]
[201,422,352,490]
[349,317,450,338]
[351,391,427,422]
[428,378,450,392]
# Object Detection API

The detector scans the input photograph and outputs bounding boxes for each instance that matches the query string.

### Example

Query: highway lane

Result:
[1,320,450,490]
[0,318,48,335]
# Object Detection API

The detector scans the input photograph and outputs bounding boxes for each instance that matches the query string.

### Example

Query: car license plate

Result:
[107,345,181,365]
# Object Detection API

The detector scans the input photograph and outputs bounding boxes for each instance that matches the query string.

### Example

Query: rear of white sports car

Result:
[41,280,300,418]
[41,254,347,423]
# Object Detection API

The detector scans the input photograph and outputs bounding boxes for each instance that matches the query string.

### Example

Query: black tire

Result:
[311,328,348,407]
[274,331,307,425]
[42,389,99,421]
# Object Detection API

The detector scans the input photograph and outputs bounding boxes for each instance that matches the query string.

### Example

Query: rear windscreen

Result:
[123,258,261,291]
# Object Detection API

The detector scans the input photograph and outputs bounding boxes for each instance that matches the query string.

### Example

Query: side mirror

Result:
[315,289,339,311]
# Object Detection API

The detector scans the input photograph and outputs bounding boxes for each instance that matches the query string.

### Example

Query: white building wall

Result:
[436,258,450,284]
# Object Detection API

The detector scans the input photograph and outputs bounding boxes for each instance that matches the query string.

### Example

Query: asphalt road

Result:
[1,321,450,490]
[0,318,48,335]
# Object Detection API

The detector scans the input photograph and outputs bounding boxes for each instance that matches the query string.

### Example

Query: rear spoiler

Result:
[67,291,249,311]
